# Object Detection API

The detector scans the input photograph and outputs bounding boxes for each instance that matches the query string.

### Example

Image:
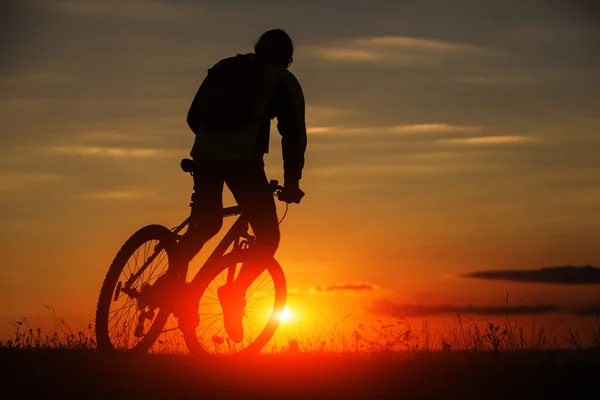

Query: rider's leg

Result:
[176,162,225,268]
[224,157,280,288]
[216,157,279,343]
[168,162,224,316]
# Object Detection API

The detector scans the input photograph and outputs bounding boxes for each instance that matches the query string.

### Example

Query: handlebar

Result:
[270,179,304,204]
[269,180,285,194]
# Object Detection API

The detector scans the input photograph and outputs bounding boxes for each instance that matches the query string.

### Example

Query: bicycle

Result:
[94,158,288,357]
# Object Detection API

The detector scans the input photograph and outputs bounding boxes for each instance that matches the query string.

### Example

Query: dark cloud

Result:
[462,265,600,285]
[369,299,559,317]
[315,282,378,292]
[570,306,600,317]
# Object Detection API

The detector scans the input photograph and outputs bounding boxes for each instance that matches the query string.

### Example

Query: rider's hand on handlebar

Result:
[279,182,305,204]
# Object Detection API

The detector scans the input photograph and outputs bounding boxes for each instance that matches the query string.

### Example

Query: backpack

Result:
[188,53,264,134]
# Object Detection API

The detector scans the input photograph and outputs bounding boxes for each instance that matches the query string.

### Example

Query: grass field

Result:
[1,348,599,399]
[1,315,599,399]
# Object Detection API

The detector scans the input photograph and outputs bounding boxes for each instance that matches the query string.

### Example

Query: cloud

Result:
[355,36,486,53]
[75,189,153,200]
[369,299,559,317]
[286,287,305,298]
[307,124,484,136]
[49,146,178,158]
[305,35,493,66]
[392,124,483,133]
[462,265,600,285]
[314,282,379,292]
[73,130,163,144]
[318,48,383,62]
[307,127,333,134]
[305,105,354,127]
[570,306,600,317]
[455,74,544,87]
[0,172,63,192]
[305,162,492,178]
[439,135,536,145]
[75,130,136,142]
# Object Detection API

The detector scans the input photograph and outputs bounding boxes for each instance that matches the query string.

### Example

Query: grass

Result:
[0,307,96,350]
[2,308,599,354]
[268,313,600,356]
[1,341,599,399]
[1,310,599,399]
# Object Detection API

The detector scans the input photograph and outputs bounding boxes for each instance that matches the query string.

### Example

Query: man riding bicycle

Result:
[178,29,307,343]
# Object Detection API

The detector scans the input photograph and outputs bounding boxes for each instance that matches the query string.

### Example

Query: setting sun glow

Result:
[279,306,291,322]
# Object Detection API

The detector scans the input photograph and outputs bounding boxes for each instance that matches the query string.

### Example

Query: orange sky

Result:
[1,0,599,342]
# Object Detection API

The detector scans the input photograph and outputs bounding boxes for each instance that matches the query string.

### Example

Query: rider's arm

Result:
[274,71,307,186]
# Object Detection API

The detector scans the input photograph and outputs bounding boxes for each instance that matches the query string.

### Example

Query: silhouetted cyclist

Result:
[180,29,307,343]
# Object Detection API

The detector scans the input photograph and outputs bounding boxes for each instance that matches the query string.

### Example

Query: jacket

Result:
[187,54,307,185]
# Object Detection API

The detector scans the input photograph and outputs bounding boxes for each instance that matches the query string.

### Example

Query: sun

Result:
[279,306,291,322]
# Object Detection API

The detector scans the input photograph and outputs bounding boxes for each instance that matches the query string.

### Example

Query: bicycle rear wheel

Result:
[95,224,178,353]
[181,254,286,357]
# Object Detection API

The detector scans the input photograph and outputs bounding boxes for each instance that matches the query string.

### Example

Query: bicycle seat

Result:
[181,158,195,173]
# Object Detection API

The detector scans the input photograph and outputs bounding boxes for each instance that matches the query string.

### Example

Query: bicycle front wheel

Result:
[95,224,178,354]
[181,254,286,357]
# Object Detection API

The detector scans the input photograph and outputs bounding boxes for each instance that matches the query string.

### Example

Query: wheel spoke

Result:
[198,314,223,338]
[246,291,275,304]
[98,226,177,353]
[248,272,270,297]
[206,284,219,301]
[148,246,169,281]
[109,300,137,332]
[197,316,222,332]
[202,295,219,303]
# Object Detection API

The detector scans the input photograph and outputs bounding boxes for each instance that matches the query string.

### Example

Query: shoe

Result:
[217,283,246,343]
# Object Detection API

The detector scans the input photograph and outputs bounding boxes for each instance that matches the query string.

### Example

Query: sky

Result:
[1,0,599,341]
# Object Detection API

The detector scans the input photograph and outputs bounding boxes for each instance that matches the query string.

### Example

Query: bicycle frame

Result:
[171,205,257,288]
[122,207,248,292]
[124,173,283,293]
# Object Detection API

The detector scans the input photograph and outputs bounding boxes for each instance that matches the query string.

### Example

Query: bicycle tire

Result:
[181,253,286,357]
[95,224,178,354]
